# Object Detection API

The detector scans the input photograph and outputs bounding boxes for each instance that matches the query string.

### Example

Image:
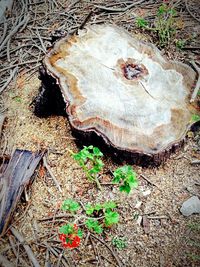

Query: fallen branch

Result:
[190,61,200,103]
[43,156,62,192]
[95,0,145,12]
[45,249,51,267]
[10,227,41,267]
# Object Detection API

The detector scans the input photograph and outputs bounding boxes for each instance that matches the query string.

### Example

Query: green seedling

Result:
[112,165,138,194]
[112,237,127,250]
[72,145,104,190]
[136,17,149,28]
[176,39,186,50]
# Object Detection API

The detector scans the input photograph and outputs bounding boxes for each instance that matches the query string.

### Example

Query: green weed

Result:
[112,237,127,250]
[136,4,178,47]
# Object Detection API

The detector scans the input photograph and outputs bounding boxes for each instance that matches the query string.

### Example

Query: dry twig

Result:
[140,174,161,190]
[95,0,145,12]
[43,156,62,192]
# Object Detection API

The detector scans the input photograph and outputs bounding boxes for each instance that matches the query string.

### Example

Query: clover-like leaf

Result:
[61,199,80,212]
[103,201,117,210]
[59,224,74,235]
[85,219,103,234]
[104,210,119,226]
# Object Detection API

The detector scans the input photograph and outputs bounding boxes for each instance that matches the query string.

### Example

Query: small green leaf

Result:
[103,201,116,210]
[93,147,103,157]
[119,184,131,194]
[112,165,138,194]
[59,224,74,235]
[77,229,83,238]
[94,203,102,211]
[157,4,167,16]
[168,8,176,16]
[14,96,22,103]
[85,204,94,215]
[112,237,127,250]
[191,114,200,122]
[85,219,103,234]
[61,199,80,212]
[104,210,119,226]
[136,17,148,28]
[89,166,101,174]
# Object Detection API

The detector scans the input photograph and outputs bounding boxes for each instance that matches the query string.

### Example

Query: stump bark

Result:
[34,25,199,165]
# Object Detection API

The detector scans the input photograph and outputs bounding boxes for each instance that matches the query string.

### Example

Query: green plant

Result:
[136,17,149,28]
[186,222,200,262]
[112,237,127,250]
[136,4,178,47]
[61,199,81,213]
[191,114,200,123]
[155,4,177,46]
[188,223,200,231]
[176,39,186,50]
[72,145,104,190]
[85,219,103,234]
[112,165,138,194]
[85,201,119,232]
[59,199,120,247]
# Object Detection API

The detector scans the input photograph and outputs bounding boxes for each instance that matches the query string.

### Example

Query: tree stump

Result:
[34,25,199,165]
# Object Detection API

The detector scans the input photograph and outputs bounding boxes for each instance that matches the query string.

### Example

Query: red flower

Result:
[59,233,80,249]
[59,224,81,249]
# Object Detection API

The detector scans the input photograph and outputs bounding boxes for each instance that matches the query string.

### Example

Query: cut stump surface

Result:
[34,25,199,165]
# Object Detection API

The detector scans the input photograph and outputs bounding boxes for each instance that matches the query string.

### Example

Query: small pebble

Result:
[180,196,200,216]
[142,190,151,197]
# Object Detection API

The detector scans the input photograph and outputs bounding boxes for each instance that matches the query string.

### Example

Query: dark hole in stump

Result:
[122,63,148,80]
